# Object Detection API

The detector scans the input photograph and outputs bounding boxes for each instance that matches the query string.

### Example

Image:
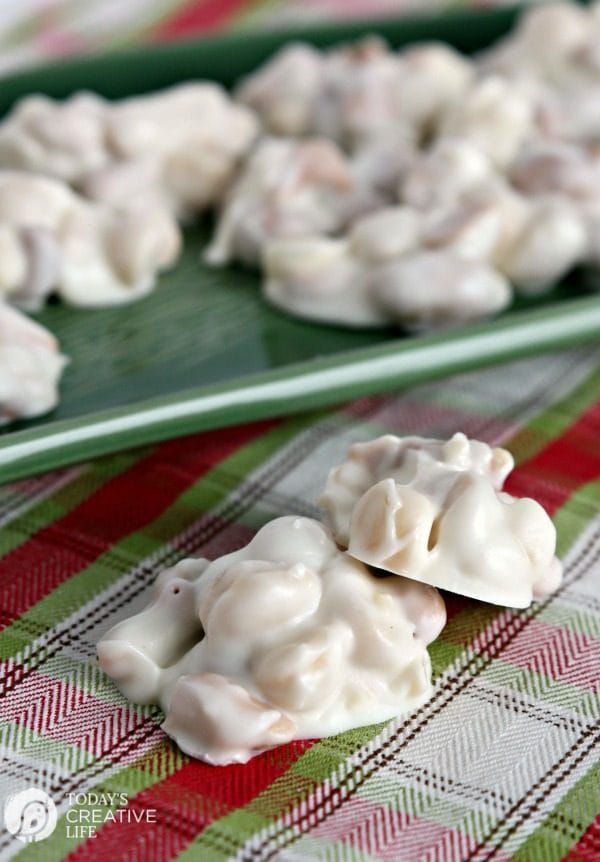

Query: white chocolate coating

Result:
[320,433,561,608]
[478,3,600,148]
[204,137,362,268]
[402,139,496,211]
[496,195,587,294]
[392,43,474,141]
[263,206,511,330]
[262,206,425,329]
[237,37,401,145]
[373,250,511,330]
[413,175,588,295]
[98,516,445,765]
[439,77,534,170]
[310,37,407,147]
[101,83,259,216]
[0,83,258,219]
[264,235,390,328]
[0,92,109,184]
[236,38,472,148]
[235,43,325,137]
[0,300,67,423]
[479,2,599,91]
[0,171,180,307]
[510,141,600,269]
[351,128,418,200]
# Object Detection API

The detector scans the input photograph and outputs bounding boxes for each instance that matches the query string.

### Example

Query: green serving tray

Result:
[0,4,599,484]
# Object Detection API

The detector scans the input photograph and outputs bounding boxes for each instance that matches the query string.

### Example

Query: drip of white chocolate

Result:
[98,516,445,765]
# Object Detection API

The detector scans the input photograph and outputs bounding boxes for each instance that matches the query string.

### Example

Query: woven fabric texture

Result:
[0,345,599,861]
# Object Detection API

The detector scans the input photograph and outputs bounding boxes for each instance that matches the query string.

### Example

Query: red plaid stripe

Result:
[65,742,314,861]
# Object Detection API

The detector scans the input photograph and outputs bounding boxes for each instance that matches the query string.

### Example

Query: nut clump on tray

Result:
[230,1,600,327]
[0,300,67,424]
[0,83,259,218]
[0,171,181,309]
[0,83,256,420]
[98,431,561,766]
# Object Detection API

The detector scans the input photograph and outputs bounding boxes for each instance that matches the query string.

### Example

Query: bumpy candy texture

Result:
[320,432,562,608]
[98,516,445,765]
[0,300,66,423]
[0,171,180,308]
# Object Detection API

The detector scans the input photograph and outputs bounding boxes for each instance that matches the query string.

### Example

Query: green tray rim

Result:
[2,295,599,483]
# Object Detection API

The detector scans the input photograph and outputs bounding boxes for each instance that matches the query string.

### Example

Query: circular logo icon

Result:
[4,788,57,844]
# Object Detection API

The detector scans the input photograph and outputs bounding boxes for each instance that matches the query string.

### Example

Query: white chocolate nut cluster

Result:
[0,92,109,184]
[320,432,562,608]
[421,179,587,296]
[225,3,600,330]
[0,300,67,423]
[237,37,472,150]
[264,205,512,329]
[477,3,600,150]
[480,3,600,113]
[204,137,379,268]
[0,171,180,308]
[0,84,252,423]
[262,149,589,328]
[97,431,563,767]
[86,83,259,217]
[0,83,259,219]
[98,516,445,765]
[509,141,600,269]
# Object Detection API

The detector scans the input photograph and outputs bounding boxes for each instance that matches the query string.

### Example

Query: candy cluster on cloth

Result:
[321,432,562,607]
[98,432,562,765]
[98,516,446,764]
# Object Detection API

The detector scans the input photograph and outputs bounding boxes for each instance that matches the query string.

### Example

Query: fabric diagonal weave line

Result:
[0,346,599,862]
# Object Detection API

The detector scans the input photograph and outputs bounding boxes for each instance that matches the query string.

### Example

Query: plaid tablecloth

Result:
[1,345,599,861]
